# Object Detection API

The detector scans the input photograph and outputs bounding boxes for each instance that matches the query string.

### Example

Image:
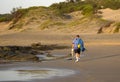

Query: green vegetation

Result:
[39,19,65,30]
[0,0,120,22]
[116,22,120,28]
[68,18,85,27]
[50,1,91,16]
[100,0,120,9]
[114,27,120,33]
[81,4,94,16]
[0,6,41,23]
[114,22,120,33]
[12,8,29,24]
[0,14,13,22]
[84,0,120,9]
[39,20,51,30]
[8,22,23,30]
[0,0,120,32]
[50,0,120,16]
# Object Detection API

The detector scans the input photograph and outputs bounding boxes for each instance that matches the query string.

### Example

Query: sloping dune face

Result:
[100,8,120,22]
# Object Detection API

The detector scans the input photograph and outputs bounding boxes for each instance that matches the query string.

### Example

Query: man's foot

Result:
[75,58,80,62]
[75,60,79,62]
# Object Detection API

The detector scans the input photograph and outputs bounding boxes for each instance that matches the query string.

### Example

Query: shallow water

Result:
[0,67,75,81]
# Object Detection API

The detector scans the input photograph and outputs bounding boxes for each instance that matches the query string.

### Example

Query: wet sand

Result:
[0,45,120,82]
[0,32,120,82]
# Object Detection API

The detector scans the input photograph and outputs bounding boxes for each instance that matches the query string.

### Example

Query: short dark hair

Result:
[76,35,79,37]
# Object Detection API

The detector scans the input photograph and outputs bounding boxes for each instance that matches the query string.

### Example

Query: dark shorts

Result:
[74,48,81,54]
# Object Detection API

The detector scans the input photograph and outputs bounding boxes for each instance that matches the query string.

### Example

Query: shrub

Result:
[39,20,51,30]
[0,14,13,22]
[102,0,120,9]
[12,9,28,24]
[81,4,94,16]
[114,22,120,33]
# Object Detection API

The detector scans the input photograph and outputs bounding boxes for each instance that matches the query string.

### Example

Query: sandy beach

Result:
[0,31,120,82]
[0,0,120,81]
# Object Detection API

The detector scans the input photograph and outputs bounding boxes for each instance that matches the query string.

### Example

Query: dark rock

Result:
[0,43,69,62]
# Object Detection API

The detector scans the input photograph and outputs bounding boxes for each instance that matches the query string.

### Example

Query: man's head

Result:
[76,35,80,38]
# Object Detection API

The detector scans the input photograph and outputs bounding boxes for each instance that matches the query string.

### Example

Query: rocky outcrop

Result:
[0,43,69,62]
[0,46,39,62]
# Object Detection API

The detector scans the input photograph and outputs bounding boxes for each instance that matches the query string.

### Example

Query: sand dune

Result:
[100,8,120,22]
[0,8,120,82]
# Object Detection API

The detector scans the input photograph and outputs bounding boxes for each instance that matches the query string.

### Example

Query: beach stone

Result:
[31,42,41,49]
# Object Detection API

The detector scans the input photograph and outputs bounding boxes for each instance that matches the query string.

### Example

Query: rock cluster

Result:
[0,43,69,62]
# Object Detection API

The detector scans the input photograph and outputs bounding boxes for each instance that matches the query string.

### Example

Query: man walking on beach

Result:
[72,35,85,62]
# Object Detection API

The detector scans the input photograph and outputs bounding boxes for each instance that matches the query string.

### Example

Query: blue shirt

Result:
[72,38,84,51]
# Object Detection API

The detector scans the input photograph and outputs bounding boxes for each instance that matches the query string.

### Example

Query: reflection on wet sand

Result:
[0,68,75,81]
[18,70,50,75]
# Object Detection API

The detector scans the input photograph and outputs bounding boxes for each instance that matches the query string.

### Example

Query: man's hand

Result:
[71,48,74,52]
[71,48,74,57]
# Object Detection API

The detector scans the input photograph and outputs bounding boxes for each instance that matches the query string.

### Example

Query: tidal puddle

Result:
[0,68,75,81]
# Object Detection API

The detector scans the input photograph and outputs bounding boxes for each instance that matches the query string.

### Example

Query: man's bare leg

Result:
[75,53,80,62]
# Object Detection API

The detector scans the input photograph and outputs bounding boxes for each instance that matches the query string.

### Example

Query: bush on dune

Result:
[0,14,13,22]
